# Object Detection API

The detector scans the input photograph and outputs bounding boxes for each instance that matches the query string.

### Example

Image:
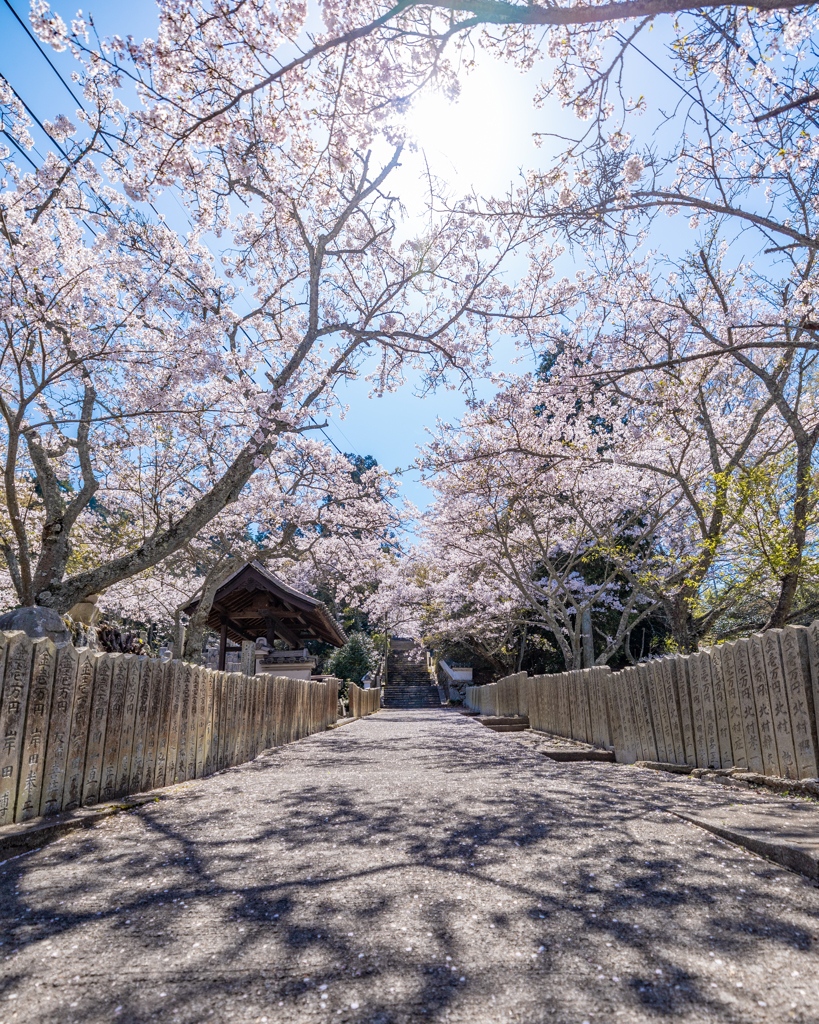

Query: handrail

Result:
[439,659,472,681]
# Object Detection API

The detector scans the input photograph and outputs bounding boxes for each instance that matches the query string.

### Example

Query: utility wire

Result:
[1,74,69,158]
[0,128,37,169]
[2,0,83,107]
[2,14,395,520]
[615,31,731,132]
[1,7,196,237]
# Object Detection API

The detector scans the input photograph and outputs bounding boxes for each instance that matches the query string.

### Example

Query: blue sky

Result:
[0,0,682,517]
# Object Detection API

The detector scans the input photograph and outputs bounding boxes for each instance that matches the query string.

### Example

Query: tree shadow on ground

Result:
[0,709,817,1023]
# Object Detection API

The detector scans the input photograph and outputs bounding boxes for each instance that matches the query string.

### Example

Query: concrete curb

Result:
[636,760,694,774]
[673,810,819,880]
[541,749,616,762]
[0,794,164,859]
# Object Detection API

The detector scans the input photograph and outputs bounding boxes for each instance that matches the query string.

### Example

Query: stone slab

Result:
[128,656,153,795]
[14,637,56,822]
[174,662,194,783]
[732,638,765,774]
[201,668,215,777]
[644,661,668,762]
[62,648,95,811]
[539,748,616,762]
[163,661,186,786]
[183,664,201,781]
[39,643,80,816]
[761,628,799,778]
[81,653,114,807]
[115,654,142,796]
[659,657,686,765]
[625,668,645,761]
[0,632,34,826]
[717,641,748,770]
[707,645,734,768]
[780,625,819,779]
[635,664,659,762]
[634,760,694,774]
[0,793,165,858]
[98,653,128,803]
[748,634,780,777]
[687,652,708,767]
[697,652,722,769]
[672,655,697,767]
[673,804,819,879]
[152,660,174,788]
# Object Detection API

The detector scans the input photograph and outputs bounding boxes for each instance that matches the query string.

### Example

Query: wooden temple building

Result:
[183,561,347,671]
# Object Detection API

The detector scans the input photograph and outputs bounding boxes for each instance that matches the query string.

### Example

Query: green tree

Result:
[326,632,378,684]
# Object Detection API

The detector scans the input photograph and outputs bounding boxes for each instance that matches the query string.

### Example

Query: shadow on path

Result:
[1,709,817,1023]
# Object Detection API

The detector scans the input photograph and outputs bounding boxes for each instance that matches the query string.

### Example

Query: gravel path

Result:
[2,708,819,1024]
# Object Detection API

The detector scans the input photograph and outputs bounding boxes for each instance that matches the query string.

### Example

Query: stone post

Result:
[241,641,256,678]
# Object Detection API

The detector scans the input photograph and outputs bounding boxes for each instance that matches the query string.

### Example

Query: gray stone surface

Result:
[673,804,819,879]
[0,632,34,826]
[15,637,57,822]
[733,639,765,774]
[780,626,818,779]
[718,642,748,771]
[80,653,113,807]
[673,655,698,767]
[637,664,660,762]
[0,607,71,645]
[761,630,798,778]
[39,644,80,816]
[748,636,780,778]
[3,708,819,1024]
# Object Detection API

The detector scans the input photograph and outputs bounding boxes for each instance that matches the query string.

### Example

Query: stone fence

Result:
[348,680,380,719]
[0,630,340,827]
[465,622,819,780]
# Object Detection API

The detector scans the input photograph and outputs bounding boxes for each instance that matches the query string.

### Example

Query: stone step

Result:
[478,716,530,733]
[383,690,442,708]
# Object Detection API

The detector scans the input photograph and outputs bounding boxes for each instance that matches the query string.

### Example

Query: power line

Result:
[2,0,83,108]
[1,11,200,233]
[2,24,395,515]
[1,73,68,158]
[0,128,37,169]
[614,32,731,132]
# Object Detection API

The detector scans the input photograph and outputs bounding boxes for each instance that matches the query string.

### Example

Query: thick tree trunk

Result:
[765,443,813,630]
[181,559,240,663]
[516,624,528,672]
[666,593,699,653]
[581,606,594,667]
[38,432,277,613]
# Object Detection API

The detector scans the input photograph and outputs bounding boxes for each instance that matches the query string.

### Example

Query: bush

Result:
[326,632,377,684]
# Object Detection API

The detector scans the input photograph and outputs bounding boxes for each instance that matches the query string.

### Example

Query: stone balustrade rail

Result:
[465,622,819,780]
[0,629,340,827]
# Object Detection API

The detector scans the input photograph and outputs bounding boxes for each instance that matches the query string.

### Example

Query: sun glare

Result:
[403,61,535,195]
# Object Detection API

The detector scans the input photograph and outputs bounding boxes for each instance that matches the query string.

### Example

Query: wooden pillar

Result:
[218,621,228,671]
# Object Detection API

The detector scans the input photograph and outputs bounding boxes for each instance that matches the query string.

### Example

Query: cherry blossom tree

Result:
[418,322,790,657]
[1,13,557,616]
[482,0,819,634]
[417,386,663,668]
[93,439,403,660]
[537,236,819,635]
[19,0,819,649]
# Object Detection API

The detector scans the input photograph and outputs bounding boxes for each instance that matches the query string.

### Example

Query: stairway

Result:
[382,641,442,709]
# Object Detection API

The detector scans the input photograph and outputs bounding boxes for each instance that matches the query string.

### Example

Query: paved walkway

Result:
[2,709,819,1023]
